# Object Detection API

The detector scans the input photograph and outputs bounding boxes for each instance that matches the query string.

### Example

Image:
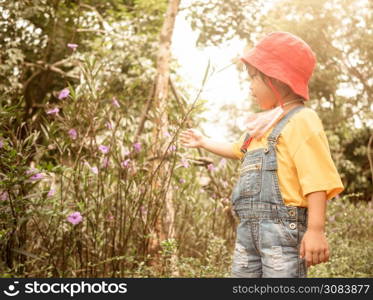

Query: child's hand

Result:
[179,128,205,149]
[299,229,330,267]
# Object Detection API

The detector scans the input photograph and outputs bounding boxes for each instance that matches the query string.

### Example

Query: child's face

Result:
[247,65,278,110]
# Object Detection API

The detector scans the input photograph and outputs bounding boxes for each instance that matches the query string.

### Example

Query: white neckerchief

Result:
[245,99,304,140]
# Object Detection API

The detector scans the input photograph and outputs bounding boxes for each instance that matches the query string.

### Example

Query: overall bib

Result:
[230,105,308,278]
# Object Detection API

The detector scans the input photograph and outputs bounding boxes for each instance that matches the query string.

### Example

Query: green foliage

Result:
[186,0,264,46]
[309,197,373,277]
[0,40,235,277]
[134,0,168,14]
[329,126,372,201]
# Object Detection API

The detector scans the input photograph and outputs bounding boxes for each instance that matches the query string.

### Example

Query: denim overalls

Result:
[230,105,308,278]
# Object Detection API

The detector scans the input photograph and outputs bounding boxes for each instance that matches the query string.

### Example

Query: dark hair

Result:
[244,62,306,101]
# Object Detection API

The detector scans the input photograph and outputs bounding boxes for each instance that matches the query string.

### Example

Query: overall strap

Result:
[267,105,306,146]
[263,105,305,171]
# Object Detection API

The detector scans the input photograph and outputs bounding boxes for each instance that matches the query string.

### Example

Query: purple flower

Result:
[140,205,147,215]
[47,188,56,197]
[218,158,227,168]
[101,157,109,168]
[105,122,113,130]
[181,158,189,168]
[112,97,120,108]
[58,88,70,99]
[67,43,78,50]
[207,163,215,172]
[0,191,9,201]
[124,149,131,156]
[163,130,171,137]
[67,211,83,225]
[26,168,45,181]
[98,145,109,154]
[68,128,77,140]
[169,145,176,152]
[91,166,98,174]
[30,173,44,181]
[26,167,38,175]
[47,107,59,115]
[121,159,131,168]
[0,139,3,149]
[179,178,186,184]
[133,142,141,152]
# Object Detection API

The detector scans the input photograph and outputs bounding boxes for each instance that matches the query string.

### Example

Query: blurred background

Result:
[0,0,372,277]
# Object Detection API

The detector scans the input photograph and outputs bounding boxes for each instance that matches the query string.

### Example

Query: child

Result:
[179,31,344,278]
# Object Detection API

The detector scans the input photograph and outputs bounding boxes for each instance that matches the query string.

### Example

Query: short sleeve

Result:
[231,133,246,160]
[292,130,344,201]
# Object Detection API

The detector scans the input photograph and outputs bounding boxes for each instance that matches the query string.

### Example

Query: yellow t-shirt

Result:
[231,107,344,207]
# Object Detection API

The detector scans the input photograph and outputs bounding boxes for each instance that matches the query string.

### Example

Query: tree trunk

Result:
[147,0,180,276]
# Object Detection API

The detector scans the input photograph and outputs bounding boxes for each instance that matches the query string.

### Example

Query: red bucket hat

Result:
[240,31,317,102]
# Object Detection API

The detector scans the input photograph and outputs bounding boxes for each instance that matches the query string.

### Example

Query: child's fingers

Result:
[312,251,319,266]
[179,134,194,146]
[181,130,194,137]
[180,132,194,141]
[322,247,330,263]
[179,138,190,147]
[318,250,325,264]
[179,132,192,141]
[179,133,188,139]
[186,128,195,134]
[179,138,190,146]
[305,250,312,267]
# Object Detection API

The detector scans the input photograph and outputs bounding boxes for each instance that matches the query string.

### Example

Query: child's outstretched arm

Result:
[179,128,238,159]
[300,191,330,267]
